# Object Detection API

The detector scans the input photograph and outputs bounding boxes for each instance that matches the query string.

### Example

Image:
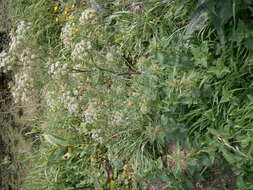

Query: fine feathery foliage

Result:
[1,0,253,189]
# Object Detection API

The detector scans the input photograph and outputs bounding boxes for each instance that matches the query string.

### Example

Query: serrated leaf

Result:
[208,61,230,78]
[220,89,233,103]
[222,149,237,164]
[208,128,219,137]
[240,136,252,148]
[244,37,253,51]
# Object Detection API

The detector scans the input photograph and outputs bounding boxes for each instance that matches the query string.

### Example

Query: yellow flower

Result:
[75,28,80,32]
[55,17,59,22]
[71,4,75,9]
[67,15,74,19]
[64,10,68,15]
[126,101,132,107]
[53,6,58,11]
[71,22,76,26]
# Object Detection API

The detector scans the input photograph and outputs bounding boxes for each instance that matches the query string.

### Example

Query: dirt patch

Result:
[0,1,26,189]
[195,170,236,190]
[0,32,10,52]
[0,71,19,190]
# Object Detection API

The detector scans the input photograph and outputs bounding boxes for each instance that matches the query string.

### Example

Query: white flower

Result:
[140,103,148,113]
[73,89,79,96]
[106,52,114,62]
[79,8,97,24]
[68,102,79,113]
[71,40,92,60]
[9,21,28,52]
[83,102,97,123]
[111,111,123,125]
[0,51,7,68]
[60,23,74,48]
[91,129,103,143]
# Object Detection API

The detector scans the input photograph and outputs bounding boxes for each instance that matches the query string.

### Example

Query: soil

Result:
[0,69,29,190]
[0,1,22,189]
[195,172,236,190]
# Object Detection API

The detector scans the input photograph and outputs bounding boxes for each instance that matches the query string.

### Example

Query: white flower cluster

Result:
[140,103,149,114]
[9,21,28,52]
[43,83,83,114]
[79,8,97,24]
[11,70,30,103]
[0,21,35,104]
[91,129,103,143]
[61,90,80,113]
[60,22,75,48]
[71,40,92,61]
[43,90,57,109]
[47,61,68,79]
[0,21,30,73]
[0,51,10,71]
[83,101,97,123]
[19,48,35,67]
[110,111,123,126]
[11,48,35,104]
[106,52,114,62]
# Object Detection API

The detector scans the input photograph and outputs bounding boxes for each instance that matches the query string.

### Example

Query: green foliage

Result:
[6,0,253,189]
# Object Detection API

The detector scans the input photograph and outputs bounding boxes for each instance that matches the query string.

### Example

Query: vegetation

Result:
[1,0,253,189]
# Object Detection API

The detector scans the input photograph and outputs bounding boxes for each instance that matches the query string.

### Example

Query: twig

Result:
[70,68,94,73]
[94,65,141,76]
[71,66,141,76]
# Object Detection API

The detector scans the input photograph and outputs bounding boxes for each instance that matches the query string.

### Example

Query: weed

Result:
[2,0,253,189]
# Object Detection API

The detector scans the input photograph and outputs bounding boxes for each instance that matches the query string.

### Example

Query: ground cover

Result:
[1,0,253,189]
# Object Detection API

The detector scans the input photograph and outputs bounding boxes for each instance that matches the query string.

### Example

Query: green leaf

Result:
[215,0,232,25]
[208,128,220,137]
[207,59,230,78]
[240,136,252,148]
[43,133,69,146]
[47,147,67,166]
[192,0,232,44]
[220,89,233,103]
[177,0,185,11]
[244,37,253,51]
[111,158,123,171]
[222,149,237,164]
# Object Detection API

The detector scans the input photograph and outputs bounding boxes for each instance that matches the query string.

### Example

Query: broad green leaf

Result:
[222,149,237,164]
[240,136,252,148]
[220,89,233,103]
[208,128,220,137]
[208,61,230,78]
[244,37,253,51]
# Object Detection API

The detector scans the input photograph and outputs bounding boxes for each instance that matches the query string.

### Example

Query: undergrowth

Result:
[1,0,253,189]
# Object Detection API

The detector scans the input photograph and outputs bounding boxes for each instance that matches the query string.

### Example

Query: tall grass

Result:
[3,0,253,189]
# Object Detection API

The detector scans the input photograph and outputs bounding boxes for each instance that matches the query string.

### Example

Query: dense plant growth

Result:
[1,0,253,189]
